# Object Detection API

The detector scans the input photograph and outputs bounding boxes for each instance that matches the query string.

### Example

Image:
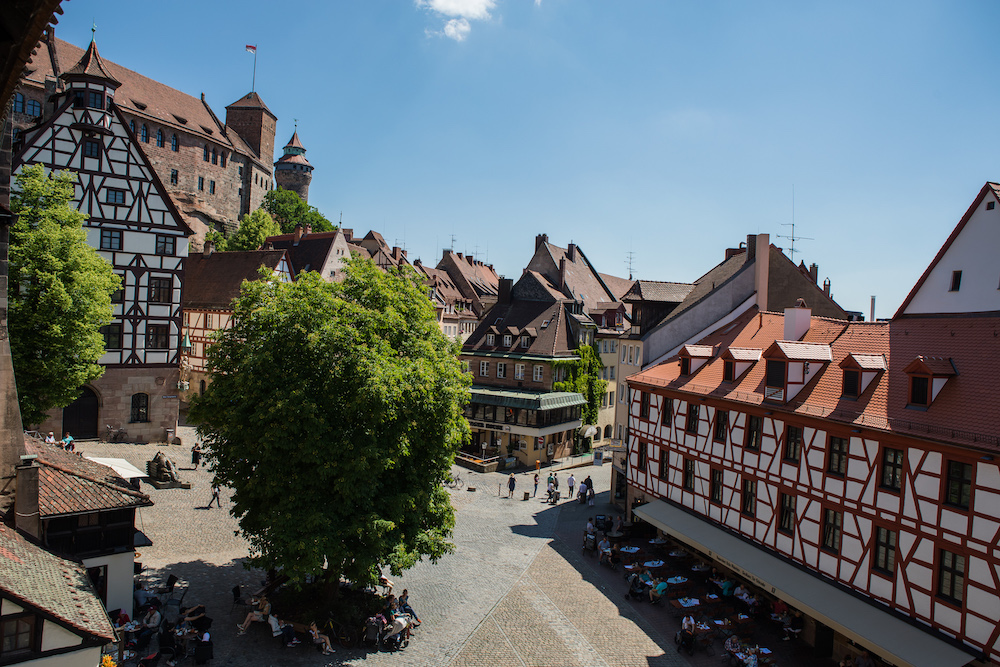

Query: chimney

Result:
[725,247,745,261]
[559,257,567,290]
[264,241,274,250]
[783,298,812,341]
[809,263,819,284]
[15,458,41,540]
[293,224,304,245]
[870,295,876,322]
[754,234,769,312]
[498,278,512,304]
[823,278,831,297]
[535,233,548,251]
[342,228,353,242]
[567,243,577,262]
[304,224,312,235]
[203,240,214,257]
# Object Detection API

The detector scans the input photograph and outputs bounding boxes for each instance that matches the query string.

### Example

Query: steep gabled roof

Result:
[0,524,116,642]
[183,249,288,310]
[61,39,119,86]
[623,280,695,304]
[266,232,339,277]
[224,91,276,119]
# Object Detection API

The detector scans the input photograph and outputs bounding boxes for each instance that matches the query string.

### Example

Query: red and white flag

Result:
[246,44,257,53]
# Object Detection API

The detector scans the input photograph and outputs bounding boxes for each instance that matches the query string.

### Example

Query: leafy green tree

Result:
[204,209,281,252]
[553,343,606,426]
[262,188,334,233]
[8,165,120,425]
[189,257,470,588]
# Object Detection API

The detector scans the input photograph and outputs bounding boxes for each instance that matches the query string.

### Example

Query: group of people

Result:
[44,431,75,451]
[378,588,421,647]
[126,583,214,666]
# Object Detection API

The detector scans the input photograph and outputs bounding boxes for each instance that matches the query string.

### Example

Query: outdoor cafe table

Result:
[620,546,641,554]
[644,560,665,569]
[649,537,668,545]
[670,597,702,612]
[668,548,690,558]
[691,563,711,573]
[666,576,688,585]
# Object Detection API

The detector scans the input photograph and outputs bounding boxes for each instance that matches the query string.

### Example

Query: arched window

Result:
[130,393,149,423]
[156,129,164,147]
[604,425,613,439]
[141,125,149,143]
[171,134,178,152]
[25,99,41,116]
[13,92,24,113]
[199,380,206,396]
[203,145,209,161]
[130,120,136,134]
[220,152,226,167]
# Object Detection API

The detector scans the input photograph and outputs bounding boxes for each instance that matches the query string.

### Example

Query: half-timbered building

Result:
[13,39,192,442]
[623,185,1000,666]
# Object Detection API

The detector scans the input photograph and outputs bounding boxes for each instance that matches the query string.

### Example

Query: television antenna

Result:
[777,186,812,263]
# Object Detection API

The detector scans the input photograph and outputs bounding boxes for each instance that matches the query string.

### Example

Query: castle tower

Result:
[224,92,277,164]
[273,130,314,202]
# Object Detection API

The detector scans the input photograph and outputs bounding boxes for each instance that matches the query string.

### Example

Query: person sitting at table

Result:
[718,577,737,597]
[676,615,696,655]
[133,582,157,614]
[724,633,742,656]
[267,614,300,647]
[398,589,421,626]
[237,595,270,634]
[745,646,759,667]
[309,621,336,656]
[181,605,212,634]
[61,432,75,451]
[734,583,749,601]
[648,577,669,604]
[136,605,161,649]
[608,543,622,569]
[783,610,804,640]
[597,536,612,564]
[45,431,57,444]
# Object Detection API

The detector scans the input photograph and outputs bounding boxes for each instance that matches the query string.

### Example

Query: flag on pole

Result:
[246,44,257,53]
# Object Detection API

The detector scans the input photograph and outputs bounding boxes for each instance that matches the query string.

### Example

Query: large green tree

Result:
[553,343,606,426]
[205,209,281,252]
[8,164,120,425]
[261,188,334,233]
[189,257,470,587]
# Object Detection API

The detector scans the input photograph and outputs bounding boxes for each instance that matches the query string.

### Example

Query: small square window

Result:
[83,139,101,158]
[88,91,104,109]
[102,323,123,350]
[146,324,170,350]
[105,188,126,205]
[520,335,530,348]
[100,229,122,251]
[155,235,175,256]
[148,277,172,304]
[987,201,995,210]
[909,376,930,407]
[842,369,860,398]
[950,270,962,292]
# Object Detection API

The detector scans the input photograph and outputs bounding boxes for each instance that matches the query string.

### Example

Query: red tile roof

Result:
[283,131,305,150]
[24,440,152,517]
[62,40,119,85]
[0,524,116,642]
[771,340,833,362]
[183,249,288,310]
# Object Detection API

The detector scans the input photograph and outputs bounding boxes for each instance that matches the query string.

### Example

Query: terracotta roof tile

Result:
[0,524,116,642]
[623,280,695,303]
[725,347,762,362]
[843,353,887,371]
[681,345,714,358]
[904,355,957,376]
[772,340,834,362]
[183,250,288,310]
[63,40,120,85]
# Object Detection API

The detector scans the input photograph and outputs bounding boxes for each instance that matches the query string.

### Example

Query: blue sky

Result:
[59,1,1000,317]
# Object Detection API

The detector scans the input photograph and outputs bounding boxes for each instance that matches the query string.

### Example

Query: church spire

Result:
[61,39,120,88]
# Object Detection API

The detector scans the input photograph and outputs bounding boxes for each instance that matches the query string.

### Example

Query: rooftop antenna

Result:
[625,249,635,281]
[777,185,812,264]
[449,234,457,251]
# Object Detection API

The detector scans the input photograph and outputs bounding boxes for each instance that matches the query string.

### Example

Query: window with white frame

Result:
[486,333,495,346]
[497,362,506,379]
[480,361,489,376]
[503,334,512,347]
[629,346,634,365]
[521,335,530,348]
[515,364,525,380]
[533,365,544,382]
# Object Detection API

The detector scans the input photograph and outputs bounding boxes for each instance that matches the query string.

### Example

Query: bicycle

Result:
[323,616,358,649]
[104,424,129,443]
[444,472,464,490]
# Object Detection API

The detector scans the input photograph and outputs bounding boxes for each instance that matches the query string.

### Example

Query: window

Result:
[621,345,627,363]
[881,447,904,491]
[129,120,136,134]
[945,461,972,510]
[741,477,756,517]
[486,333,495,346]
[609,366,615,380]
[147,325,170,349]
[203,145,209,161]
[209,180,216,194]
[988,201,996,211]
[130,392,150,422]
[628,346,634,365]
[170,169,178,185]
[950,270,962,292]
[140,124,149,143]
[1,614,36,655]
[515,335,528,348]
[239,165,244,177]
[156,129,164,147]
[13,92,24,113]
[658,449,669,481]
[683,458,695,491]
[636,441,646,472]
[212,148,218,165]
[206,313,214,329]
[171,134,178,151]
[822,508,842,552]
[779,492,796,534]
[479,361,489,377]
[938,548,965,604]
[148,277,172,303]
[874,526,896,574]
[102,324,123,350]
[619,385,625,403]
[515,363,525,380]
[909,376,930,407]
[198,176,205,191]
[100,229,122,250]
[765,359,786,397]
[842,369,860,398]
[784,425,802,463]
[640,392,650,419]
[827,436,848,476]
[502,334,512,347]
[713,410,728,443]
[680,357,690,376]
[710,468,723,503]
[83,139,100,158]
[685,403,699,434]
[105,188,126,204]
[221,153,227,167]
[745,414,762,451]
[155,235,175,256]
[496,362,506,379]
[661,398,673,425]
[534,365,543,382]
[88,91,104,109]
[723,359,735,382]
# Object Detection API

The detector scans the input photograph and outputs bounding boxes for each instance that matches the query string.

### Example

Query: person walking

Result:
[507,473,516,498]
[533,473,539,497]
[191,443,202,468]
[588,482,595,506]
[553,473,559,496]
[567,473,576,500]
[208,483,222,508]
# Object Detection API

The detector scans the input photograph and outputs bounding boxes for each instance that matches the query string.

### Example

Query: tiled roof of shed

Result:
[0,524,116,642]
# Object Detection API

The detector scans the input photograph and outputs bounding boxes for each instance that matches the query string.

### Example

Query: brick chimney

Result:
[342,228,353,242]
[15,458,41,540]
[559,257,567,290]
[498,278,512,304]
[535,233,548,251]
[745,234,756,263]
[203,239,214,257]
[823,278,831,297]
[753,234,769,312]
[293,224,304,245]
[304,224,312,235]
[809,263,818,284]
[567,243,577,262]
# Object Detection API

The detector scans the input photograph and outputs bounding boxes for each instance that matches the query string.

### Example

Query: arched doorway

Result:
[62,387,99,439]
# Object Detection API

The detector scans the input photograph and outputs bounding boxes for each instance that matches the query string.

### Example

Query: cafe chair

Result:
[230,585,250,614]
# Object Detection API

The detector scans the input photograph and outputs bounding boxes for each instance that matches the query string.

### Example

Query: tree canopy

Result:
[8,164,120,425]
[553,343,606,426]
[189,257,470,587]
[261,188,334,233]
[205,209,281,252]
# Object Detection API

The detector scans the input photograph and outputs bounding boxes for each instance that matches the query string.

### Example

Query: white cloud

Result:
[443,18,472,41]
[417,0,495,41]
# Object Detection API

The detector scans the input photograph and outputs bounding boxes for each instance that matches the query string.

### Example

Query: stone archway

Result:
[62,386,99,439]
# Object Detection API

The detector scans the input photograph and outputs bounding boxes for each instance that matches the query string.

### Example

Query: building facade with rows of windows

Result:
[623,183,1000,666]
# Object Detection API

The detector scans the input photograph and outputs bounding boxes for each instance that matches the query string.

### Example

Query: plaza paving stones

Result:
[80,430,682,666]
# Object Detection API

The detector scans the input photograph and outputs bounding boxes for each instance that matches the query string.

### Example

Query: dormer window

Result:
[678,345,713,376]
[762,341,832,403]
[903,356,956,409]
[840,353,885,399]
[722,347,762,383]
[503,334,512,347]
[765,360,787,402]
[842,369,860,398]
[520,335,530,348]
[486,333,495,346]
[723,360,734,382]
[680,358,690,376]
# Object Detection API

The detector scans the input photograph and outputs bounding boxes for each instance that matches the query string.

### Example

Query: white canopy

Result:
[85,457,148,480]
